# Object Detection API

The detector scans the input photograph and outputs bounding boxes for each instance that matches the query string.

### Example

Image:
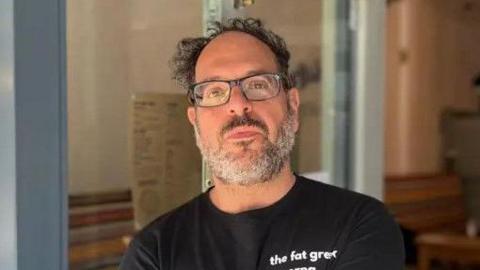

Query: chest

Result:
[162,215,348,270]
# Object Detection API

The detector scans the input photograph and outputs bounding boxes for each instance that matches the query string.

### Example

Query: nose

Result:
[227,86,252,116]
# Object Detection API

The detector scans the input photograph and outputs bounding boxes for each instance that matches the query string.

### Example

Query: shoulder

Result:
[296,175,386,214]
[296,176,405,268]
[134,193,203,244]
[295,175,398,238]
[119,194,204,269]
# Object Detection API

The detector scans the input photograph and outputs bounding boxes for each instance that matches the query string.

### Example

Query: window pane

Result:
[243,0,324,178]
[67,1,203,268]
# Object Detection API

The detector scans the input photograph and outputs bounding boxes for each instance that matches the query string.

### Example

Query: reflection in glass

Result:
[244,0,323,175]
[67,1,203,269]
[67,1,323,269]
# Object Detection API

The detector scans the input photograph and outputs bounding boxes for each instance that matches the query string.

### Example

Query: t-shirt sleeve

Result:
[332,199,405,270]
[119,237,160,270]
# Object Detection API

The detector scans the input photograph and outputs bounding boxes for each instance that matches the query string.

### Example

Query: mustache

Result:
[220,115,269,137]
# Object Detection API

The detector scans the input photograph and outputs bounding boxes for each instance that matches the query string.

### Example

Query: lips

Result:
[224,127,264,140]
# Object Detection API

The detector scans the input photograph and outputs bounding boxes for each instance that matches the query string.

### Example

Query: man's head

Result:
[171,18,300,186]
[171,18,291,90]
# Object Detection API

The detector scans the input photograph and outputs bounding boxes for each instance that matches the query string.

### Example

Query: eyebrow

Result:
[198,69,275,83]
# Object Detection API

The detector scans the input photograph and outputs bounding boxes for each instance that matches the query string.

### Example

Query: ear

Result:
[187,106,196,126]
[287,88,300,132]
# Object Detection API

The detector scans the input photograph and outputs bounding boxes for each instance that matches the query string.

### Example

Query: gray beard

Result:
[193,112,296,186]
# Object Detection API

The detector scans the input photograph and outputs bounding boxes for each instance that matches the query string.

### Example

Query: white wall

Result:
[246,0,323,174]
[68,1,202,194]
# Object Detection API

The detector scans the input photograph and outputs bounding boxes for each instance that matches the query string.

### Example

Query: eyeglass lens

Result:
[193,74,280,107]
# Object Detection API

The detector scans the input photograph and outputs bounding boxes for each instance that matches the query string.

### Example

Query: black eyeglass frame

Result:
[187,72,293,107]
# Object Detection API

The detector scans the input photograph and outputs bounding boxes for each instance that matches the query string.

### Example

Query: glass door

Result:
[66,1,353,269]
[243,0,324,178]
[67,1,204,269]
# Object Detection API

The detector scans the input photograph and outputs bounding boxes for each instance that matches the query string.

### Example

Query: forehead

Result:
[195,31,279,82]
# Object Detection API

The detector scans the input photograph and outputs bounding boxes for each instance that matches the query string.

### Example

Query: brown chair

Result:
[384,174,480,270]
[69,190,134,269]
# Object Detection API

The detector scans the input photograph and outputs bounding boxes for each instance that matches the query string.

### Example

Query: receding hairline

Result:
[170,18,291,90]
[194,31,281,81]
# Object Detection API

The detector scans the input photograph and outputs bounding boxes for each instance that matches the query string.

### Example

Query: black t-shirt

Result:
[120,176,404,270]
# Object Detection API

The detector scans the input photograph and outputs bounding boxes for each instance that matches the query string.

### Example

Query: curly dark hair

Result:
[170,17,291,90]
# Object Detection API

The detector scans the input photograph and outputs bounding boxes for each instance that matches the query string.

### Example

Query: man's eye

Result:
[248,81,269,89]
[206,88,225,98]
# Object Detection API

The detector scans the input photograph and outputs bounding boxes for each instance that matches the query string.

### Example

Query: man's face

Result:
[187,31,300,185]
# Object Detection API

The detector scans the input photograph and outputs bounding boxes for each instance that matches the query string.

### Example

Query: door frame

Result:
[1,0,68,269]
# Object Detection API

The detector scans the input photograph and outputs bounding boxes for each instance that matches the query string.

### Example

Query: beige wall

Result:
[68,1,202,194]
[246,0,323,173]
[385,0,480,175]
[129,1,202,95]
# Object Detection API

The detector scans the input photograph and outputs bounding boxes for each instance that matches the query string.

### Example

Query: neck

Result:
[208,165,296,214]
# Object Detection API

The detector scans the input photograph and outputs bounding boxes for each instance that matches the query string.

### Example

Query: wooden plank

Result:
[70,207,133,228]
[416,234,480,265]
[388,196,464,214]
[385,175,463,204]
[69,220,134,245]
[69,237,129,265]
[69,190,131,207]
[384,174,467,233]
[398,211,466,233]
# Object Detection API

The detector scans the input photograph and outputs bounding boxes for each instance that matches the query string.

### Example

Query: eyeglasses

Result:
[188,73,290,107]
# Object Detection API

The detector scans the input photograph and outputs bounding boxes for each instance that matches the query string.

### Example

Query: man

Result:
[120,18,404,270]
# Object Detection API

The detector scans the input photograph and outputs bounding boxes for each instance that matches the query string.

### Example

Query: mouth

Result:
[224,127,265,141]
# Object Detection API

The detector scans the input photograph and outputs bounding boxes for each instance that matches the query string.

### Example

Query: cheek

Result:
[259,99,288,125]
[196,111,224,142]
[268,119,284,140]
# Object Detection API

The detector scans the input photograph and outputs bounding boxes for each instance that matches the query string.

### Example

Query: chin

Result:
[226,148,261,161]
[217,174,270,186]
